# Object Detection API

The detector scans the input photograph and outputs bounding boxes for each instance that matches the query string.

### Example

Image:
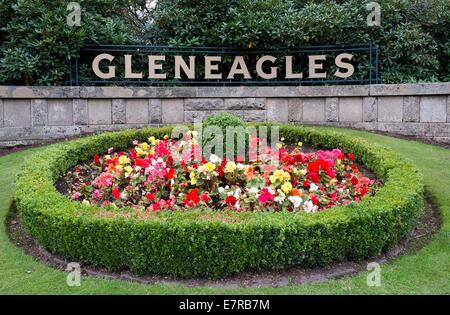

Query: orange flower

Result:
[291,188,303,197]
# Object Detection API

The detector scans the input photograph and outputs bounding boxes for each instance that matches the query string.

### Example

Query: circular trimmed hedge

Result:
[14,125,424,278]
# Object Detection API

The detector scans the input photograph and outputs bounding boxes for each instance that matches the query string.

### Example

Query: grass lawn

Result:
[1,127,449,294]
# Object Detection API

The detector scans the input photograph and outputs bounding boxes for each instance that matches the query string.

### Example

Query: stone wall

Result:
[0,83,449,146]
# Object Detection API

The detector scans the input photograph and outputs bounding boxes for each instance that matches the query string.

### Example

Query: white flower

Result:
[249,187,259,194]
[288,196,302,208]
[274,191,286,203]
[237,163,245,170]
[209,154,220,163]
[234,188,242,197]
[303,200,318,213]
[309,183,319,192]
[218,187,225,194]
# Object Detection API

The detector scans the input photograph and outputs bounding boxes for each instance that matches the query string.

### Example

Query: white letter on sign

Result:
[285,56,303,79]
[204,56,222,79]
[308,55,327,79]
[92,53,116,79]
[334,53,355,78]
[175,56,196,79]
[227,56,251,80]
[148,55,167,79]
[124,55,143,79]
[256,55,277,80]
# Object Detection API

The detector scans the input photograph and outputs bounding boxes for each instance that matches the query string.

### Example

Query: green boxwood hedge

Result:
[14,125,424,278]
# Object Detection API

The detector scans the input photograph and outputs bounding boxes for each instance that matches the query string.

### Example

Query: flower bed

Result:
[14,125,424,278]
[62,135,380,214]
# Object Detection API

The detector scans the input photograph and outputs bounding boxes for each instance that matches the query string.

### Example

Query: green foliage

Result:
[150,0,450,83]
[202,113,246,156]
[14,125,424,278]
[1,0,448,84]
[0,0,137,85]
[202,112,245,135]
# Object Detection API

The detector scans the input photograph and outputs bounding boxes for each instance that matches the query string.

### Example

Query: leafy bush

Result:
[150,0,450,83]
[0,0,138,85]
[14,125,424,278]
[1,0,449,85]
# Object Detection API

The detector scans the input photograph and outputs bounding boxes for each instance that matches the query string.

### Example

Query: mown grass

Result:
[0,128,449,294]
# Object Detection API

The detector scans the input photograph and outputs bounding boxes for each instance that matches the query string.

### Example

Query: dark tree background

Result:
[0,0,448,85]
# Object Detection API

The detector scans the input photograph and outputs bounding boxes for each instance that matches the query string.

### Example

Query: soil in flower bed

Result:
[7,190,441,287]
[56,135,382,215]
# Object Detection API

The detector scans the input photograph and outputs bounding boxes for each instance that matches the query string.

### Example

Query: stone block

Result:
[184,110,244,123]
[112,99,126,124]
[288,98,303,122]
[339,97,362,122]
[73,99,88,125]
[325,97,339,122]
[377,96,403,122]
[0,99,3,127]
[370,83,450,96]
[88,99,111,125]
[363,97,377,122]
[126,99,149,124]
[224,98,265,110]
[266,98,289,122]
[31,99,48,126]
[43,126,81,139]
[402,96,420,122]
[162,99,184,124]
[242,110,266,122]
[298,86,369,97]
[302,98,325,122]
[448,96,450,123]
[149,99,162,124]
[420,96,447,123]
[184,98,224,111]
[3,99,31,127]
[48,99,73,126]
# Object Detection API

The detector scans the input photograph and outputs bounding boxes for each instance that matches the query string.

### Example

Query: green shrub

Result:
[201,113,246,155]
[14,126,423,279]
[150,0,450,83]
[0,0,138,85]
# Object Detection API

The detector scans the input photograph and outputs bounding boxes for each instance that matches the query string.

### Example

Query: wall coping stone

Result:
[1,83,449,99]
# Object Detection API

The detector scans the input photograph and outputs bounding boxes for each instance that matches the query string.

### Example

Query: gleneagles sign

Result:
[91,52,355,80]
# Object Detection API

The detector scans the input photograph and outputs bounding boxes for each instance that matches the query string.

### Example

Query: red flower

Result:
[166,168,175,179]
[93,154,101,164]
[257,188,274,204]
[311,194,319,205]
[146,193,155,201]
[112,188,120,199]
[359,187,369,196]
[225,195,238,206]
[348,153,355,161]
[350,176,359,186]
[307,172,320,183]
[149,203,160,211]
[200,192,210,203]
[307,161,320,173]
[184,189,200,206]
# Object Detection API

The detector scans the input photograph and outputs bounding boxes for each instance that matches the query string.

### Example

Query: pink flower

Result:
[258,188,274,204]
[71,192,81,200]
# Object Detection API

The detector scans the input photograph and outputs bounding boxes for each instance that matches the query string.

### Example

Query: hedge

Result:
[14,125,424,278]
